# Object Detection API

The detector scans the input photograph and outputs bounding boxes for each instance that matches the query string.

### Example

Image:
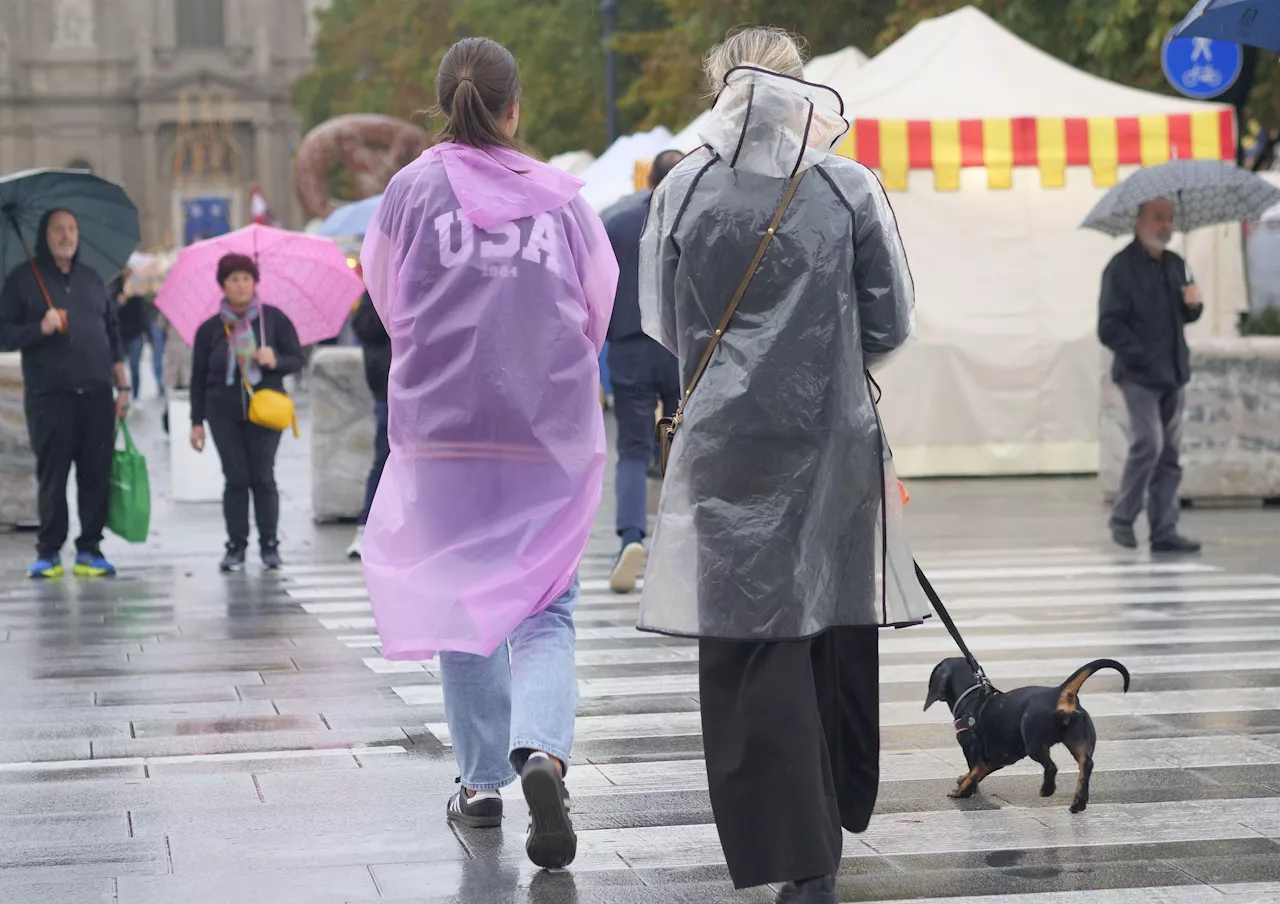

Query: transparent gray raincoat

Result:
[637,67,932,641]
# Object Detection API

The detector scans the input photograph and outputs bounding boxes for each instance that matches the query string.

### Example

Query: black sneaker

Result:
[219,547,246,573]
[521,753,576,869]
[446,780,503,828]
[776,875,838,904]
[261,545,283,571]
[1110,524,1138,549]
[1152,534,1201,554]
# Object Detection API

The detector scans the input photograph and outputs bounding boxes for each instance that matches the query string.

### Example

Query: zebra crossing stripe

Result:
[420,684,1280,746]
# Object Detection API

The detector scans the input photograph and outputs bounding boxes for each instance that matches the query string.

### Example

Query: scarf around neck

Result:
[220,298,263,387]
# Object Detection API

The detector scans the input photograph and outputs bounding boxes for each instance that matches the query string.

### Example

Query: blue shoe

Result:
[72,553,116,578]
[26,557,63,580]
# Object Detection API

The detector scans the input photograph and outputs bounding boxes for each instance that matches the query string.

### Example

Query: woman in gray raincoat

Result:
[638,27,930,904]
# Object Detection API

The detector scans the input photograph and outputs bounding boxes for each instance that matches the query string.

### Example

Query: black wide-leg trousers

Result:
[699,626,880,890]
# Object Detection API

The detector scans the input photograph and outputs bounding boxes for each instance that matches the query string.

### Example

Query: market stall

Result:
[836,5,1243,477]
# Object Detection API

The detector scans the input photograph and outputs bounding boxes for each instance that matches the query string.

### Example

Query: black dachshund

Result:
[924,658,1130,813]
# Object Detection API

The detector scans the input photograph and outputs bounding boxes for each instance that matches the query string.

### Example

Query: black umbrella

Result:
[0,168,141,284]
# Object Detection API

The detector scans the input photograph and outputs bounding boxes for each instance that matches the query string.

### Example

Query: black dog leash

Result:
[914,560,993,691]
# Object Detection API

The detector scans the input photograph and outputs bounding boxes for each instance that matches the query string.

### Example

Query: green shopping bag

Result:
[106,420,150,543]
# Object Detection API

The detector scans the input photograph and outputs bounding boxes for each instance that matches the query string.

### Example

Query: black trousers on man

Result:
[207,413,282,551]
[25,388,116,560]
[699,626,880,889]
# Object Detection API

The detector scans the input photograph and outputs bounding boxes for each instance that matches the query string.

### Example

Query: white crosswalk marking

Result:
[294,545,1280,900]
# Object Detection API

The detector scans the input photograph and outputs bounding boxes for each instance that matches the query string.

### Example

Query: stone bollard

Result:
[1100,337,1280,503]
[309,347,375,522]
[0,353,37,528]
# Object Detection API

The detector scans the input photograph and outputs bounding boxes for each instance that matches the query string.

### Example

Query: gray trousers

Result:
[1110,381,1185,542]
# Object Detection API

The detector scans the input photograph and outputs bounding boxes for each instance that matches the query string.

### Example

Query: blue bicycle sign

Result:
[1162,32,1242,100]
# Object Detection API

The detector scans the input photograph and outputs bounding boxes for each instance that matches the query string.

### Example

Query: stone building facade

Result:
[0,0,331,248]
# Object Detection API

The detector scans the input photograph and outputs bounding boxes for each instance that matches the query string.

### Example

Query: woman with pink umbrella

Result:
[187,253,303,572]
[157,224,363,571]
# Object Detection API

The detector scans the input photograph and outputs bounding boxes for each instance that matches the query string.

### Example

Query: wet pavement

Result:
[1,390,1279,903]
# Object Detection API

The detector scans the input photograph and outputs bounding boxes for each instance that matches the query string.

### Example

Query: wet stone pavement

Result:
[1,393,1280,903]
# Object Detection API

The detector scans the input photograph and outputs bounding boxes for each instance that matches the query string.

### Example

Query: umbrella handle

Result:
[4,214,56,311]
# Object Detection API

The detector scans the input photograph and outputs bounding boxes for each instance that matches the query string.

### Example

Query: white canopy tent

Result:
[835,5,1244,477]
[579,127,674,211]
[668,46,870,153]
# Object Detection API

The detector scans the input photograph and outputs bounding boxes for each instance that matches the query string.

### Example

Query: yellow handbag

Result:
[244,379,299,437]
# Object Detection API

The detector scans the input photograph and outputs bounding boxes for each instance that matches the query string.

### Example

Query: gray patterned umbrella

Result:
[1081,159,1280,237]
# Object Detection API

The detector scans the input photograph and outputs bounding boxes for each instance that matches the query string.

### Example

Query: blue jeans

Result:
[125,335,146,395]
[439,579,580,791]
[608,337,681,543]
[149,321,166,390]
[358,401,389,526]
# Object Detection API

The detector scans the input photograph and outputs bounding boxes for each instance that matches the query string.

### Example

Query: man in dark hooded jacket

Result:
[0,209,131,578]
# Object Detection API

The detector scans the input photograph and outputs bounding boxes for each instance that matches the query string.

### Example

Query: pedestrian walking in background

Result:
[360,37,618,870]
[1099,198,1202,554]
[346,287,389,559]
[0,209,132,578]
[601,148,684,594]
[189,253,303,573]
[114,267,152,397]
[638,28,929,903]
[147,298,167,396]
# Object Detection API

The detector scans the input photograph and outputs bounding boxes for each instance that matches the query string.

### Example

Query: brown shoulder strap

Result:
[674,170,805,416]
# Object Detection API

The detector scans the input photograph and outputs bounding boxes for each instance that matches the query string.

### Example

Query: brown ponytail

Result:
[436,38,522,152]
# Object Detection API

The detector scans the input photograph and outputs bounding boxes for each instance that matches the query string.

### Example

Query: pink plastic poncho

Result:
[360,143,618,661]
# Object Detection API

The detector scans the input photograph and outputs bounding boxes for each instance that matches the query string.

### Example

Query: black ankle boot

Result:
[776,875,838,904]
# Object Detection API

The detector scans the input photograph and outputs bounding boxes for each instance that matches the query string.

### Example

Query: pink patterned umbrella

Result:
[155,224,364,346]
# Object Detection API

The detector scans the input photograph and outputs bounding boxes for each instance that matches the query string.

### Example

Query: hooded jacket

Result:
[0,209,123,394]
[358,142,619,660]
[636,68,931,641]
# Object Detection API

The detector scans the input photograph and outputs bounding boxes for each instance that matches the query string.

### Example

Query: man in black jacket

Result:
[601,149,684,593]
[0,209,131,578]
[346,289,390,558]
[1098,197,1202,554]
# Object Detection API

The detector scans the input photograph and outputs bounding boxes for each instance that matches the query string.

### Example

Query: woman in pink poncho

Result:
[359,38,618,870]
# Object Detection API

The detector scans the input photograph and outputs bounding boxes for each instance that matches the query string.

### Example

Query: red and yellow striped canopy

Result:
[836,109,1237,191]
[631,109,1235,193]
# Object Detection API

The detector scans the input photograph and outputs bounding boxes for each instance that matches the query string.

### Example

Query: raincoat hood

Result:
[699,68,850,179]
[432,142,585,231]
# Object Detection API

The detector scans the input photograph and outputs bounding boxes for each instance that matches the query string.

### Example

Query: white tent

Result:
[579,127,674,211]
[548,150,596,176]
[835,5,1244,477]
[669,45,870,153]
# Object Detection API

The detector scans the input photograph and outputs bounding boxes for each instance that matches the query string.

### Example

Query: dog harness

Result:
[951,682,1000,750]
